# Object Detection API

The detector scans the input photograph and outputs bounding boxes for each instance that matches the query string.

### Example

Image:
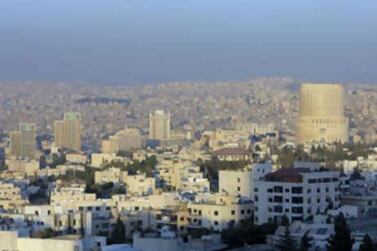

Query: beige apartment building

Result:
[9,123,37,159]
[0,182,28,211]
[296,83,348,144]
[149,110,171,141]
[187,194,253,231]
[54,112,82,152]
[101,127,142,153]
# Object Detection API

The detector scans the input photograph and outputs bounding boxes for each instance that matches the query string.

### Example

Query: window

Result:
[254,188,258,192]
[274,196,283,203]
[317,188,321,193]
[231,210,235,215]
[237,186,241,192]
[285,188,290,193]
[274,186,283,193]
[323,178,331,183]
[241,210,245,214]
[292,187,303,194]
[247,209,251,214]
[214,211,219,216]
[292,207,303,214]
[237,178,241,183]
[292,197,303,204]
[255,195,259,201]
[214,221,219,226]
[274,206,283,213]
[307,189,311,194]
[308,179,317,184]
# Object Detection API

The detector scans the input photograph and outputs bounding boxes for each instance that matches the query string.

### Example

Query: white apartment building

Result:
[0,182,28,211]
[218,163,273,198]
[187,194,253,231]
[219,169,252,198]
[124,173,155,196]
[0,231,106,251]
[254,167,341,225]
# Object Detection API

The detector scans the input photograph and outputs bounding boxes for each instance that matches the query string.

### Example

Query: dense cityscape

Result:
[0,79,376,251]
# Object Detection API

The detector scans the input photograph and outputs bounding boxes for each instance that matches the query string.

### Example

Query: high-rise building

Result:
[149,110,171,141]
[10,123,36,159]
[296,83,348,144]
[54,112,82,151]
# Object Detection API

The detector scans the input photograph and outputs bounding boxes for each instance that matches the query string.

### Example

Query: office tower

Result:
[54,112,82,151]
[296,83,348,144]
[10,123,36,159]
[149,110,171,141]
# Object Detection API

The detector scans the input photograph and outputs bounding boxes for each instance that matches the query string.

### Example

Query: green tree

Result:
[281,215,290,227]
[359,234,374,251]
[276,226,297,251]
[277,146,295,168]
[298,231,312,251]
[110,217,126,244]
[221,220,277,248]
[34,228,57,238]
[327,214,354,251]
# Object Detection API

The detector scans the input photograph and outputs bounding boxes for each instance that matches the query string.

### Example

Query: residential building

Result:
[254,166,341,225]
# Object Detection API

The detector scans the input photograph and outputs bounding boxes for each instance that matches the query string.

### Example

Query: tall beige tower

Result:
[10,123,36,159]
[54,112,82,151]
[296,83,348,144]
[149,110,171,141]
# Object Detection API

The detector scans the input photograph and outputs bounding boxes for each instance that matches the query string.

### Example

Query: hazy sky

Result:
[0,0,376,84]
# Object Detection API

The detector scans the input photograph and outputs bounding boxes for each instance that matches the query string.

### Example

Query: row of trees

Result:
[274,143,375,169]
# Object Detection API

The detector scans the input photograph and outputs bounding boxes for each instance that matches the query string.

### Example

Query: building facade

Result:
[9,123,36,159]
[254,167,341,225]
[54,112,82,152]
[149,110,171,141]
[296,83,348,144]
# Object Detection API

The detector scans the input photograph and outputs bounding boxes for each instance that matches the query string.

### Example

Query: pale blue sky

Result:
[0,0,376,84]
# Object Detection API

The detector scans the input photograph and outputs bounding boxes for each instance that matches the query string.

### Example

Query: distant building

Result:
[149,110,171,141]
[213,147,249,161]
[54,112,82,152]
[102,127,142,153]
[296,83,348,145]
[9,123,36,159]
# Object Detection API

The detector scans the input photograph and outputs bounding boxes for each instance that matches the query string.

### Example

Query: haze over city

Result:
[1,0,377,84]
